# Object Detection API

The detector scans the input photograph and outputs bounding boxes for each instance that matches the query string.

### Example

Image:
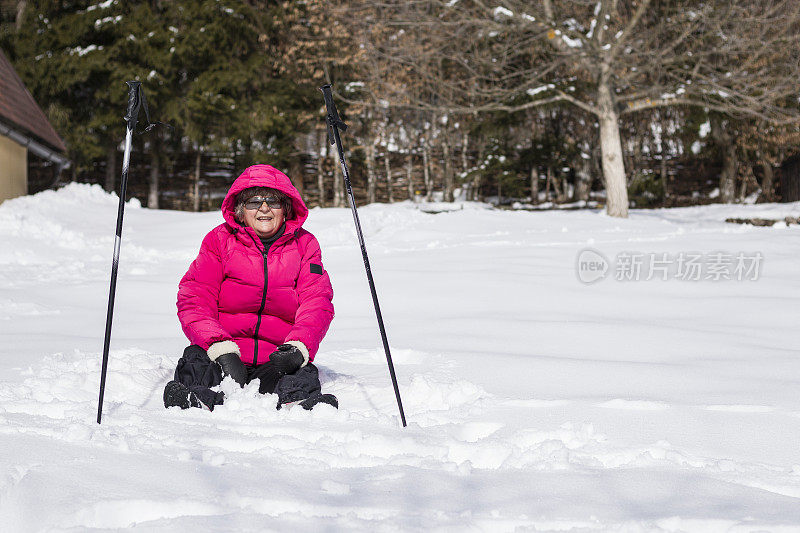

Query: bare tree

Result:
[332,145,345,207]
[148,136,161,209]
[317,129,328,207]
[383,139,395,203]
[406,148,415,201]
[365,140,379,204]
[345,0,800,216]
[710,114,738,203]
[104,146,116,193]
[736,119,800,202]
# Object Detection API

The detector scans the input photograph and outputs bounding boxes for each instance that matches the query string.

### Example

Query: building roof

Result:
[0,48,67,153]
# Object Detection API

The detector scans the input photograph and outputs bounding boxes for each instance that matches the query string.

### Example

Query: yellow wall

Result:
[0,134,27,204]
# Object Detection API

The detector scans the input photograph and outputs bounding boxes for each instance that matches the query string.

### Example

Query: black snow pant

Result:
[172,344,324,410]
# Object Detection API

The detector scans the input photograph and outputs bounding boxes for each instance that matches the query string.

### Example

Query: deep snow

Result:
[1,183,800,532]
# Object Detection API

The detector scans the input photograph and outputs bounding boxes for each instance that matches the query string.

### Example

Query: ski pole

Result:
[97,81,144,424]
[320,84,407,428]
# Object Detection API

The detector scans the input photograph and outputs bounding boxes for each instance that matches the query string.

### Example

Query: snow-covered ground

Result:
[2,183,800,532]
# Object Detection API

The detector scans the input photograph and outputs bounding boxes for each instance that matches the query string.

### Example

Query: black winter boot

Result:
[277,392,339,411]
[300,393,339,410]
[164,380,217,411]
[272,363,337,411]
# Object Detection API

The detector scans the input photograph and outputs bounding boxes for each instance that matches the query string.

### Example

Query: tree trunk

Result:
[104,146,116,193]
[553,174,567,203]
[148,140,159,209]
[365,142,377,204]
[471,141,484,201]
[737,166,749,202]
[545,167,552,202]
[626,123,645,189]
[442,132,454,202]
[422,141,432,201]
[303,130,317,173]
[15,1,26,32]
[563,176,571,202]
[711,115,737,203]
[332,147,345,208]
[384,149,394,203]
[317,129,327,207]
[659,118,669,199]
[761,160,775,202]
[720,143,737,203]
[193,149,202,212]
[461,132,469,174]
[471,173,481,201]
[624,145,635,189]
[530,166,539,205]
[289,136,305,200]
[575,154,592,203]
[597,80,629,217]
[406,152,414,201]
[289,157,305,199]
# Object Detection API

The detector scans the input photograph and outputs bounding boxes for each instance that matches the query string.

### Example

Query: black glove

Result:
[216,352,248,387]
[268,344,305,375]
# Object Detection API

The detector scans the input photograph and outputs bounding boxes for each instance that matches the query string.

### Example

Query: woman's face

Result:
[242,195,286,238]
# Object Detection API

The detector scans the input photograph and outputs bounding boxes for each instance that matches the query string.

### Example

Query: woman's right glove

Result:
[207,340,247,387]
[215,352,248,387]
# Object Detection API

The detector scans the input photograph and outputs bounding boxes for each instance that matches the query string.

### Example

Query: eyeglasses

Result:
[244,196,283,210]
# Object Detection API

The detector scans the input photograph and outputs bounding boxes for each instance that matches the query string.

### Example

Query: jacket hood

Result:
[221,164,309,235]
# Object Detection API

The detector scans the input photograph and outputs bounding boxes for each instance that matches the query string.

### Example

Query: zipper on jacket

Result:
[246,229,291,366]
[250,235,269,367]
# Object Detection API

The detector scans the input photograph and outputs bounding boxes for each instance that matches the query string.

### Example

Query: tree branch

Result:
[620,96,800,125]
[606,0,652,64]
[337,89,600,117]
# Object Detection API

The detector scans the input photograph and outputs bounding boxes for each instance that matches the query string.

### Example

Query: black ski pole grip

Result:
[124,81,142,127]
[123,81,172,135]
[320,84,347,145]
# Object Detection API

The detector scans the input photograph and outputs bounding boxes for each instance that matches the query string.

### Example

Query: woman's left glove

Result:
[269,341,309,375]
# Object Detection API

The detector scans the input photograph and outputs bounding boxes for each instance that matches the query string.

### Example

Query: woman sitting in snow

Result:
[163,164,336,411]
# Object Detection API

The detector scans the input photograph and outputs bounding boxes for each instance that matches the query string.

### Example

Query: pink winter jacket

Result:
[177,164,334,366]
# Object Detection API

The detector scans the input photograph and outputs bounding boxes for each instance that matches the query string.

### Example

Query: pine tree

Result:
[3,1,315,209]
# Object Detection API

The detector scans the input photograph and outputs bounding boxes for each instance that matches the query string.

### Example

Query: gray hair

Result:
[234,187,294,223]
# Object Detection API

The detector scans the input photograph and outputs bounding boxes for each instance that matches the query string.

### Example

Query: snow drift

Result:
[1,183,800,531]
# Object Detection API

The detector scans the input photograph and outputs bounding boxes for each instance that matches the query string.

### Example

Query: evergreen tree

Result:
[2,0,314,208]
